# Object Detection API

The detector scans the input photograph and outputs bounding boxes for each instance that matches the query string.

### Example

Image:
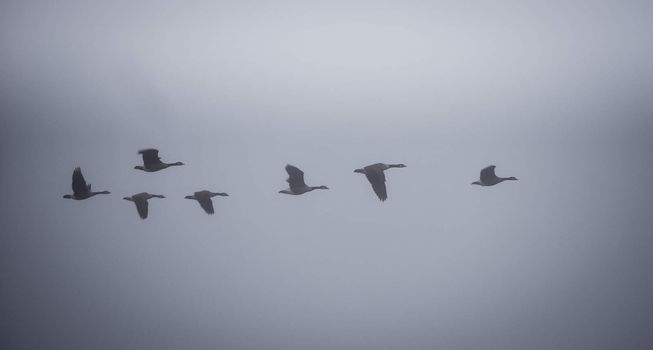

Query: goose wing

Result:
[72,167,89,195]
[139,149,162,167]
[285,165,307,190]
[134,197,149,219]
[480,165,497,183]
[365,169,387,201]
[197,196,215,215]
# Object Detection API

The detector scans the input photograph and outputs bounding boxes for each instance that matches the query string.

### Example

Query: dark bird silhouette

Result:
[472,165,517,186]
[123,192,165,219]
[185,190,229,215]
[62,167,110,200]
[279,165,329,195]
[354,163,406,201]
[134,148,184,172]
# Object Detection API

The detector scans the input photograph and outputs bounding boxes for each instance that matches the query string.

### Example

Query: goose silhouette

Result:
[185,190,229,214]
[279,165,329,195]
[63,167,110,200]
[354,163,406,201]
[472,165,517,186]
[123,192,165,219]
[134,149,184,172]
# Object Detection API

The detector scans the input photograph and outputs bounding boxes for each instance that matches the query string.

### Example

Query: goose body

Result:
[63,167,110,200]
[472,165,517,186]
[279,164,329,195]
[134,148,184,172]
[354,163,406,201]
[185,190,229,215]
[123,192,165,219]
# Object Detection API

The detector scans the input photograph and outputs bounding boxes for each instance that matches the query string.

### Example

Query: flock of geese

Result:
[63,148,518,219]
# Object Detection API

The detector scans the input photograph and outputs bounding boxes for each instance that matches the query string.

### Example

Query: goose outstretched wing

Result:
[285,165,307,190]
[197,197,215,214]
[365,169,387,201]
[480,165,497,183]
[72,167,89,195]
[134,197,149,219]
[139,149,163,167]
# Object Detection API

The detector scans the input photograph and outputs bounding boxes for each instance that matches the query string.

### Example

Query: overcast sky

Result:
[1,1,652,349]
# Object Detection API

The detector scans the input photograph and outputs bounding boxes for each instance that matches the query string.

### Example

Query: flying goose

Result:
[472,165,517,186]
[123,192,165,219]
[185,190,229,215]
[354,163,406,201]
[63,167,110,200]
[279,164,329,195]
[134,148,184,172]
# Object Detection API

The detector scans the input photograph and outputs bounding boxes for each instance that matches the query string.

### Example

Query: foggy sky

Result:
[1,1,652,349]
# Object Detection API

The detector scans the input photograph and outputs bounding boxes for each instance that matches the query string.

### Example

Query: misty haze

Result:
[1,1,652,349]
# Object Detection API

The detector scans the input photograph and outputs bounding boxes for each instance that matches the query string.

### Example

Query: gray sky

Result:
[1,1,653,349]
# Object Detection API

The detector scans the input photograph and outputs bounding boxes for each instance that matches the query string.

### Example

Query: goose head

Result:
[505,176,518,181]
[123,196,133,201]
[391,164,407,168]
[63,194,73,199]
[471,181,482,186]
[184,195,195,199]
[170,162,184,166]
[313,185,329,190]
[214,192,229,197]
[354,168,366,174]
[134,165,145,171]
